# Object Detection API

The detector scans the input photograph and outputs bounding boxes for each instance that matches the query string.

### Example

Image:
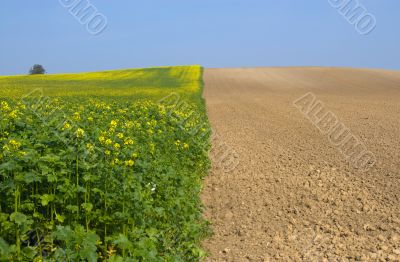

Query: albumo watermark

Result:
[293,92,376,172]
[329,0,376,35]
[59,0,108,36]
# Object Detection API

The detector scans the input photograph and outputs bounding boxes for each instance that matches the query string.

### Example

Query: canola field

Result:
[0,66,211,261]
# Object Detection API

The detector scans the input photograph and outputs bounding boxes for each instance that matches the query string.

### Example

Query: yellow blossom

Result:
[62,122,71,131]
[117,133,124,139]
[18,151,27,156]
[124,121,134,128]
[9,110,18,119]
[1,101,10,111]
[110,120,118,128]
[149,143,155,154]
[86,143,94,151]
[76,128,85,138]
[124,138,134,145]
[125,159,134,167]
[107,245,116,257]
[73,112,81,121]
[9,139,21,149]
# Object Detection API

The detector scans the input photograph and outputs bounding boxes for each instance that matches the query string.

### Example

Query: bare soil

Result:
[201,67,400,261]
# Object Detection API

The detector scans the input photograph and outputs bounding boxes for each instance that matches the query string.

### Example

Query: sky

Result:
[0,0,399,75]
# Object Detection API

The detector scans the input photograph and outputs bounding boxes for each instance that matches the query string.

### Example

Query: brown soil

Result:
[201,67,400,261]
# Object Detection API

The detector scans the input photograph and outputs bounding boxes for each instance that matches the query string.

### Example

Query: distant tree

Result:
[29,64,46,75]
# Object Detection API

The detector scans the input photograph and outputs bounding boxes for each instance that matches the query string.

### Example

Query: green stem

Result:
[36,229,43,261]
[122,174,126,258]
[15,183,20,257]
[104,156,108,243]
[85,183,89,232]
[76,143,80,220]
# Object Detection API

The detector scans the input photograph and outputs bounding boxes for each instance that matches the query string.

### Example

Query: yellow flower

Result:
[9,139,21,149]
[113,143,120,150]
[62,122,71,131]
[105,150,111,156]
[105,139,112,145]
[124,138,134,145]
[18,151,27,156]
[1,101,10,111]
[125,159,134,167]
[175,140,181,146]
[76,128,85,138]
[149,143,155,154]
[124,121,134,128]
[99,136,105,143]
[183,143,189,149]
[110,120,118,128]
[107,245,116,257]
[87,116,94,122]
[86,143,94,151]
[117,133,124,139]
[9,110,18,119]
[73,112,81,121]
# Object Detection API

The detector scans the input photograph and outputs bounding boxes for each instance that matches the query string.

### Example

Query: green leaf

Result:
[23,172,41,184]
[55,213,65,223]
[108,255,124,262]
[0,161,17,172]
[0,239,17,261]
[33,212,44,219]
[0,237,10,256]
[21,246,37,259]
[40,194,55,206]
[66,205,79,213]
[47,172,57,183]
[53,225,73,242]
[79,248,98,262]
[81,203,93,212]
[10,212,27,226]
[83,174,92,182]
[146,228,158,238]
[113,234,133,250]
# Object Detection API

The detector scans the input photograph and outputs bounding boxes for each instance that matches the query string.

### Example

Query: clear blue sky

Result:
[0,1,399,75]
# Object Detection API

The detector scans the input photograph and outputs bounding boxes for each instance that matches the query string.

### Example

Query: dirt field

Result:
[201,67,400,261]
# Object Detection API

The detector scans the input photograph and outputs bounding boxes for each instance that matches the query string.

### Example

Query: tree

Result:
[29,64,46,75]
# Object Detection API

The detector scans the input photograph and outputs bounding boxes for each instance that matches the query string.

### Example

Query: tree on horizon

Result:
[29,64,46,75]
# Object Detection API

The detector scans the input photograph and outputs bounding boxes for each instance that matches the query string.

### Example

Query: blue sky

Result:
[0,0,399,75]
